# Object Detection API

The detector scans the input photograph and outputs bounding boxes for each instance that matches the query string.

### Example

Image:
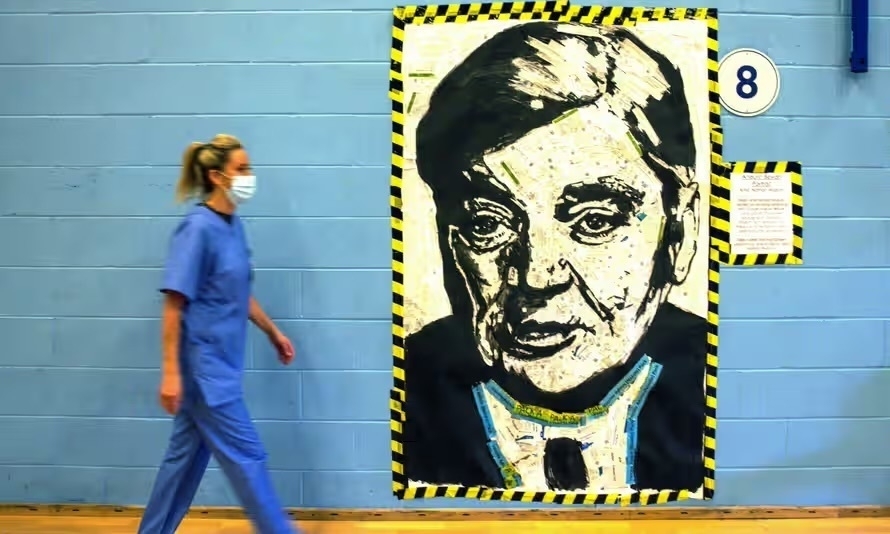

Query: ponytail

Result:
[175,142,206,203]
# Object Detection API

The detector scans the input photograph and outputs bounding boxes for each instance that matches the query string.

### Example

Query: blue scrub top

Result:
[161,204,252,407]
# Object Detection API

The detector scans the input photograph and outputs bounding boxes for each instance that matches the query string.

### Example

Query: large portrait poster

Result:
[390,2,721,506]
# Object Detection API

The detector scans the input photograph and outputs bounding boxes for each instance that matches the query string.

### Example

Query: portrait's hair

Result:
[417,22,694,196]
[415,22,698,313]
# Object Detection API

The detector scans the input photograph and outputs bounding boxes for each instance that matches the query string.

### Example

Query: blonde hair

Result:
[175,134,244,203]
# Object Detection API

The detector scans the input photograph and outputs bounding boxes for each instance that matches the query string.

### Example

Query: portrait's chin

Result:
[498,333,630,395]
[501,353,594,394]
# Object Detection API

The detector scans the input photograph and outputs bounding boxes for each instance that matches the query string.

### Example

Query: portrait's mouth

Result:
[496,320,579,360]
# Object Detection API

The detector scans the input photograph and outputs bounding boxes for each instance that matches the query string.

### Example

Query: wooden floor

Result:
[1,516,888,533]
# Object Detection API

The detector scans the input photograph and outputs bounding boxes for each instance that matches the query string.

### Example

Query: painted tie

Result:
[543,437,588,491]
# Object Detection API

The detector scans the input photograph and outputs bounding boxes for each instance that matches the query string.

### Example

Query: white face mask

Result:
[224,174,257,204]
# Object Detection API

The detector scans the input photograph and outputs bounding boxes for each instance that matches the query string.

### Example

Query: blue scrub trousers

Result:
[138,396,297,534]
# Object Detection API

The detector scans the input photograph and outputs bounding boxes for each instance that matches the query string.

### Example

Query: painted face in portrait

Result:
[449,107,697,393]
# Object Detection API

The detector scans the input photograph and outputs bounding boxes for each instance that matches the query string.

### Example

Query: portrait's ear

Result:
[669,183,699,285]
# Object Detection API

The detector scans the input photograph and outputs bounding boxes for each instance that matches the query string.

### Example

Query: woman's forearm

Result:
[161,293,184,377]
[249,296,278,337]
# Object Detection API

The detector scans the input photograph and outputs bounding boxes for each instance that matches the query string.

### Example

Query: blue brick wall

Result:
[0,0,887,508]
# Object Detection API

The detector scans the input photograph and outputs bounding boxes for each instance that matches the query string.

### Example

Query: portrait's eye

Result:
[470,214,501,237]
[568,205,627,245]
[457,200,518,253]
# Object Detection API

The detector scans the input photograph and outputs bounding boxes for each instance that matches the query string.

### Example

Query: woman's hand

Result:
[159,372,182,415]
[269,330,296,365]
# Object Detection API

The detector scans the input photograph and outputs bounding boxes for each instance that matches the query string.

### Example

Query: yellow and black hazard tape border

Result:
[391,2,720,506]
[396,1,568,24]
[710,128,804,266]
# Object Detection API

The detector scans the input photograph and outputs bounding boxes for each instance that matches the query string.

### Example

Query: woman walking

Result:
[139,134,301,534]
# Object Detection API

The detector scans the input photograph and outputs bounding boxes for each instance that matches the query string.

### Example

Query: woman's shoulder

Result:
[170,205,217,243]
[180,204,216,226]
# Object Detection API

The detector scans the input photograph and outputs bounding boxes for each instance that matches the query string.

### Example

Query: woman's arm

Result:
[159,291,186,414]
[250,296,295,365]
[249,296,279,337]
[161,292,187,377]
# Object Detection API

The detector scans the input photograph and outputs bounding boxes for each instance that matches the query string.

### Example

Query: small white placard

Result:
[729,172,793,255]
[718,48,780,117]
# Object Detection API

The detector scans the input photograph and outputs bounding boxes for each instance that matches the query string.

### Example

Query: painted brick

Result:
[52,318,160,368]
[0,166,389,218]
[0,318,54,366]
[722,118,890,167]
[0,268,161,317]
[300,371,392,421]
[0,0,399,12]
[249,319,391,371]
[710,467,890,506]
[0,217,391,269]
[0,12,392,64]
[0,268,307,319]
[299,270,390,320]
[767,67,890,118]
[245,218,390,269]
[719,15,890,67]
[0,368,301,420]
[0,116,390,167]
[249,270,303,320]
[715,420,788,468]
[0,217,175,267]
[0,64,388,116]
[0,217,389,269]
[792,219,890,268]
[0,466,302,507]
[785,418,890,468]
[802,169,890,218]
[720,269,890,319]
[719,369,890,419]
[718,319,887,370]
[0,416,388,472]
[0,318,395,373]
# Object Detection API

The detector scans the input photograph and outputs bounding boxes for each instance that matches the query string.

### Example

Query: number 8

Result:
[736,65,758,99]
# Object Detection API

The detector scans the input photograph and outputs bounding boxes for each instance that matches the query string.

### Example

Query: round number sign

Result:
[718,48,780,117]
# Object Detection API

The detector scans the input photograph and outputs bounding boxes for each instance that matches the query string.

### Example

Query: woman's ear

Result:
[206,169,225,189]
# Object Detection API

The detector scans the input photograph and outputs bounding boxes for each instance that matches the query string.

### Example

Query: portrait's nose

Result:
[521,227,571,292]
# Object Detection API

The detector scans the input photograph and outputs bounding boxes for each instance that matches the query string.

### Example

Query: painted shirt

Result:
[161,204,253,407]
[473,356,662,492]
